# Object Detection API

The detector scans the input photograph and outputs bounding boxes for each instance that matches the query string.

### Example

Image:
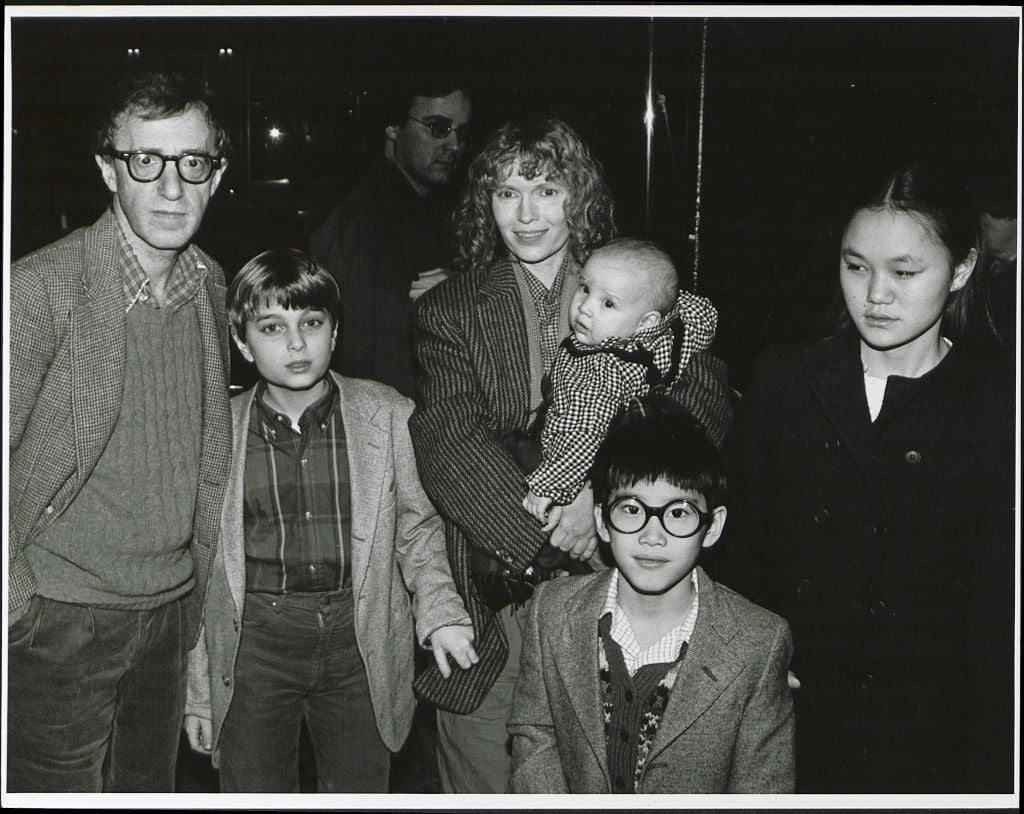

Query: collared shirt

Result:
[242,377,353,594]
[600,568,700,677]
[521,255,571,374]
[115,214,208,313]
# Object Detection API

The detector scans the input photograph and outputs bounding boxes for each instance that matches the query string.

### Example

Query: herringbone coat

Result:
[409,258,734,713]
[7,209,232,644]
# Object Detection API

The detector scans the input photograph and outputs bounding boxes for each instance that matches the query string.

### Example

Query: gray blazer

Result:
[8,208,231,642]
[508,567,795,793]
[185,372,468,760]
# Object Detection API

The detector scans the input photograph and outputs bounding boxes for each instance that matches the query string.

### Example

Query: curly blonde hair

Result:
[451,117,616,274]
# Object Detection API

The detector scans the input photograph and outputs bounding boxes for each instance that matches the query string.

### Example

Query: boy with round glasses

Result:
[508,404,795,793]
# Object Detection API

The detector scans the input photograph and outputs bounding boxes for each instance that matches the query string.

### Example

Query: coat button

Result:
[233,619,239,631]
[44,505,56,516]
[905,450,922,464]
[824,439,840,451]
[222,675,231,686]
[860,673,875,689]
[869,600,888,617]
[813,508,831,524]
[795,578,812,596]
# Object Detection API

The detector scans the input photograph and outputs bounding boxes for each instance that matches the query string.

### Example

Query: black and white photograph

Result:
[3,4,1020,808]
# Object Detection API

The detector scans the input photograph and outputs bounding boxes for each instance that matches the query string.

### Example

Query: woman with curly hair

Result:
[408,116,734,792]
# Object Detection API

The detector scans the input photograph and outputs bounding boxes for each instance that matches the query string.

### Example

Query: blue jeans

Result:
[6,595,187,792]
[218,588,389,792]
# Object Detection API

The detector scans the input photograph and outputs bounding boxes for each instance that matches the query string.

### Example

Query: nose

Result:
[286,327,307,351]
[517,194,537,223]
[638,515,668,546]
[157,161,185,200]
[866,270,893,304]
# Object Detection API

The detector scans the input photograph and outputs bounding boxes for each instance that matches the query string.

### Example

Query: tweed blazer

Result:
[507,567,795,793]
[185,373,468,759]
[409,257,736,714]
[7,209,232,643]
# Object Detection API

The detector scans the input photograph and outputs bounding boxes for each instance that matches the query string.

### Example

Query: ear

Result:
[96,154,118,194]
[950,247,978,292]
[637,310,661,331]
[231,329,255,364]
[594,504,611,543]
[700,506,728,550]
[330,320,338,353]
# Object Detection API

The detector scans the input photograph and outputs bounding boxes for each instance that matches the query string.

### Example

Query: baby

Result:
[523,238,718,530]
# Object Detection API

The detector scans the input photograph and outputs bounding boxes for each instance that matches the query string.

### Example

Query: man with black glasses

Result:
[311,73,472,398]
[7,70,231,792]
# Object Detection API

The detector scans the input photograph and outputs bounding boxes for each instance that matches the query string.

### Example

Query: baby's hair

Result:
[588,238,679,314]
[227,248,341,341]
[591,399,726,510]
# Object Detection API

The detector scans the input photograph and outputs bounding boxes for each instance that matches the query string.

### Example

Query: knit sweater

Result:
[599,612,688,793]
[29,302,203,607]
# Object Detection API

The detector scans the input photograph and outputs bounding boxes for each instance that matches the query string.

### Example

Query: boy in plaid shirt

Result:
[523,238,718,530]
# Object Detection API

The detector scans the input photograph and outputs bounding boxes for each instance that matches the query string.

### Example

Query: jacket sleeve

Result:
[527,350,629,505]
[409,288,545,574]
[727,618,796,793]
[390,394,471,643]
[508,581,570,793]
[8,258,61,455]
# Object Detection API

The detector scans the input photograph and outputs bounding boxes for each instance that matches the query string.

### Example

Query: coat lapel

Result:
[337,374,388,595]
[808,334,883,502]
[71,211,127,488]
[555,571,614,782]
[646,569,744,762]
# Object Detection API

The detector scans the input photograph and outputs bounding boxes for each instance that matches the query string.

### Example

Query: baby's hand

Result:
[522,490,552,522]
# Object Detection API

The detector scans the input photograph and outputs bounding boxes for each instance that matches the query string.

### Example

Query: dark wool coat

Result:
[7,209,232,644]
[310,158,451,398]
[409,257,735,714]
[711,330,1015,793]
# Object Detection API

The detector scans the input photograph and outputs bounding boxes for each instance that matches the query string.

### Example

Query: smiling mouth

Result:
[286,361,311,371]
[514,230,547,240]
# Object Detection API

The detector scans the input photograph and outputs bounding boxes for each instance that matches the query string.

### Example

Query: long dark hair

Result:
[451,116,616,274]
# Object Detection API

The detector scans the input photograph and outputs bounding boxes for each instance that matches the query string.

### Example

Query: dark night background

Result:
[6,10,1020,793]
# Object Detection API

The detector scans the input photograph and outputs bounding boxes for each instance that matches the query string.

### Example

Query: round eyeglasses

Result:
[603,496,712,539]
[407,116,471,143]
[106,150,223,184]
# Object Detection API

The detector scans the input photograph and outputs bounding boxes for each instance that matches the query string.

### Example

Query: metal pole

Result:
[692,19,709,292]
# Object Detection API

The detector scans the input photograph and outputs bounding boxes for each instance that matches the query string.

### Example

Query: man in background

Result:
[310,72,472,397]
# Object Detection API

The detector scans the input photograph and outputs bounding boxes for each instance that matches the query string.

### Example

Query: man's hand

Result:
[548,484,598,561]
[409,268,450,301]
[184,714,213,754]
[430,624,479,679]
[523,490,561,532]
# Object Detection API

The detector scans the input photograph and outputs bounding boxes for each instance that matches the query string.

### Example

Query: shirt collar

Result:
[116,214,207,312]
[600,567,700,634]
[253,375,338,434]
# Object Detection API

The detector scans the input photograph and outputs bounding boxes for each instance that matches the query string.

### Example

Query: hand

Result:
[430,624,479,679]
[787,670,801,691]
[409,268,450,301]
[184,714,213,754]
[548,484,598,562]
[522,490,552,522]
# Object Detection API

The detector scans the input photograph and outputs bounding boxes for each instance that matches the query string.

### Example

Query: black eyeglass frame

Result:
[105,150,224,184]
[406,116,471,143]
[602,496,713,539]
